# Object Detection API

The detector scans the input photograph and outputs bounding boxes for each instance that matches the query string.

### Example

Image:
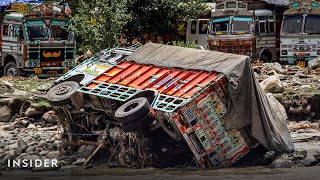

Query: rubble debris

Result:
[0,105,12,122]
[260,75,284,93]
[308,57,320,70]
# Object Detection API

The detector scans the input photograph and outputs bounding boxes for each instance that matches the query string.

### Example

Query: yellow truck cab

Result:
[0,2,75,77]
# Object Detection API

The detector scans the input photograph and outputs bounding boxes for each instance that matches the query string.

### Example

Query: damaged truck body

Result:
[47,43,294,168]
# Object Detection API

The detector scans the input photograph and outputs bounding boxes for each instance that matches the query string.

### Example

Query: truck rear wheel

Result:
[46,81,80,106]
[114,97,151,124]
[4,62,20,76]
[158,112,182,141]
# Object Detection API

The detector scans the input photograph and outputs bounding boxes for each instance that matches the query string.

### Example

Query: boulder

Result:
[72,158,86,166]
[17,138,28,151]
[0,105,12,122]
[308,57,320,69]
[25,146,35,154]
[42,111,59,124]
[1,154,15,166]
[46,151,61,159]
[25,107,42,117]
[21,120,29,127]
[27,124,36,129]
[300,85,312,92]
[2,125,16,131]
[269,159,295,168]
[76,145,96,159]
[260,75,284,93]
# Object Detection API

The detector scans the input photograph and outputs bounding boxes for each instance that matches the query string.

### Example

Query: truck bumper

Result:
[24,67,70,77]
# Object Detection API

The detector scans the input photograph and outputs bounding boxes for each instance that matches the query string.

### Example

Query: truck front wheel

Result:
[4,62,20,76]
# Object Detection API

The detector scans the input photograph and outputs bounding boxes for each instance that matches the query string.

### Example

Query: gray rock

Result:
[42,111,58,124]
[25,146,35,154]
[260,75,284,93]
[314,151,320,162]
[21,120,29,127]
[290,150,307,161]
[37,141,47,148]
[300,85,311,92]
[269,159,295,168]
[1,154,15,166]
[17,138,28,151]
[59,156,77,166]
[300,157,318,166]
[14,147,23,156]
[46,151,61,159]
[25,107,42,117]
[2,125,15,131]
[72,158,86,166]
[27,124,36,129]
[76,145,96,159]
[308,57,320,69]
[38,151,48,156]
[0,105,12,122]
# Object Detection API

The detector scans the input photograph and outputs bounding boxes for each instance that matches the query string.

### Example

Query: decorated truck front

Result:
[280,0,320,66]
[0,2,75,77]
[208,0,277,62]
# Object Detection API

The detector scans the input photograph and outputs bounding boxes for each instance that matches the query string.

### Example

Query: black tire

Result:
[121,112,155,132]
[46,81,80,106]
[126,90,158,105]
[158,112,182,141]
[114,97,150,124]
[4,62,20,76]
[260,55,269,62]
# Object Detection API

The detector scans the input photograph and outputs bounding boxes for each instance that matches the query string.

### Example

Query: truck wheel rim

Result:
[55,85,72,95]
[7,66,17,76]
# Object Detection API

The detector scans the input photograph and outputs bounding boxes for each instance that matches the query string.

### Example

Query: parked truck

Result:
[280,0,320,67]
[207,0,279,62]
[0,1,76,77]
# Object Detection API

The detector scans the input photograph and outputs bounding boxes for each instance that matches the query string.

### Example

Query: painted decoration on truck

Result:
[173,76,251,167]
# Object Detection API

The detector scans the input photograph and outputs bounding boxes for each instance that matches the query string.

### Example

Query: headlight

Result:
[317,50,320,55]
[282,50,288,55]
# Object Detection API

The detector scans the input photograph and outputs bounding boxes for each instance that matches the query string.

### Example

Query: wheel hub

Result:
[7,66,17,76]
[55,85,71,95]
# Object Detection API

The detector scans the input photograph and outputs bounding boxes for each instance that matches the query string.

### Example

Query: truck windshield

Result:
[26,20,70,41]
[305,15,320,34]
[210,17,229,35]
[282,15,303,33]
[27,23,50,40]
[232,17,252,34]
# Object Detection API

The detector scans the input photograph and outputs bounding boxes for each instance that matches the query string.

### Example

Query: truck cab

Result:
[207,0,277,62]
[0,2,75,77]
[280,0,320,66]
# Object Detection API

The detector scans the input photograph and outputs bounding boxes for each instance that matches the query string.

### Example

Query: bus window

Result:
[3,24,9,37]
[227,2,236,8]
[269,21,275,33]
[259,22,266,34]
[199,20,208,34]
[191,20,197,34]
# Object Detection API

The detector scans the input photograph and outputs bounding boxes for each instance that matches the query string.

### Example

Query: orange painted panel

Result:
[89,61,220,99]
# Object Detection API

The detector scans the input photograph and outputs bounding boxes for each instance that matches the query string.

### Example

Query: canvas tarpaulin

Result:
[126,42,294,153]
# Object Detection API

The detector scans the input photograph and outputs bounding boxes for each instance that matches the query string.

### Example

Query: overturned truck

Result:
[47,43,294,168]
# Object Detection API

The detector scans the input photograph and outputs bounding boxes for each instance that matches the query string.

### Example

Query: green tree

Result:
[71,0,131,53]
[125,0,209,41]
